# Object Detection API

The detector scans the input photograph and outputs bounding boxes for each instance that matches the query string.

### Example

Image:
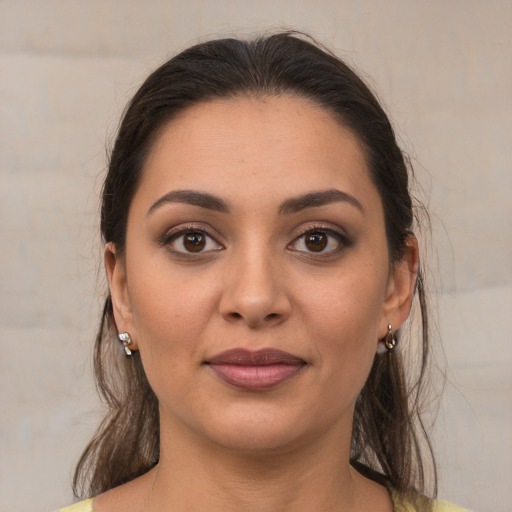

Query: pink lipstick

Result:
[206,348,306,391]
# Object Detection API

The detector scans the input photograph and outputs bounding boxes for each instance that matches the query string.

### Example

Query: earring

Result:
[118,332,133,356]
[384,324,397,351]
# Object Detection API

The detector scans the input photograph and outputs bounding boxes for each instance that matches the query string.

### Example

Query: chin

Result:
[211,426,307,456]
[194,403,336,456]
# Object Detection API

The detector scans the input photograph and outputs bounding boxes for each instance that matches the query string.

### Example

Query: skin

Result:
[99,95,419,512]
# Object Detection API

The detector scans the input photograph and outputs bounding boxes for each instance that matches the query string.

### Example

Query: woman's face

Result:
[107,95,417,454]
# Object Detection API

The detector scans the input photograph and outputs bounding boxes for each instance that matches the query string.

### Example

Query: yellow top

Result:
[57,496,470,512]
[56,498,94,512]
[434,501,471,512]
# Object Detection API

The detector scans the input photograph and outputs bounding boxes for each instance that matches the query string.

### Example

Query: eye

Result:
[289,227,349,254]
[303,232,328,252]
[162,227,223,254]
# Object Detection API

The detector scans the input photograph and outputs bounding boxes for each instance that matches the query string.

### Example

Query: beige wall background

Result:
[1,1,510,511]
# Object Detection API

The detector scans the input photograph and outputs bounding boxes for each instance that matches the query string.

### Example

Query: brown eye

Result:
[183,232,206,252]
[305,232,328,252]
[288,227,350,255]
[163,228,224,255]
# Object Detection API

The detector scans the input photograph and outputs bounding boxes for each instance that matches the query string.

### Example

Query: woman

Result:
[58,33,469,511]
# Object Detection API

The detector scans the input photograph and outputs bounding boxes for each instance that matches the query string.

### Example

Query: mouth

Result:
[205,348,307,391]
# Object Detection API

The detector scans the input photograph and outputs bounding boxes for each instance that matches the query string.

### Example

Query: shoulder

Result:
[433,500,472,512]
[55,497,94,512]
[389,486,471,512]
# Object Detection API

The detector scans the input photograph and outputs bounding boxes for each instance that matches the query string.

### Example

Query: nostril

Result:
[227,311,280,323]
[220,288,292,327]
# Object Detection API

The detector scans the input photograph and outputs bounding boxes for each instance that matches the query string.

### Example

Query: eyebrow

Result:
[147,188,364,217]
[278,189,365,215]
[147,190,230,216]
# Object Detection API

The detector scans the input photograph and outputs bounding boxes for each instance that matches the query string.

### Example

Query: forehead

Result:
[137,95,379,212]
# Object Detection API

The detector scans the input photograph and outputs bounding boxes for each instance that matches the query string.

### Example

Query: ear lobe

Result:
[380,234,419,336]
[104,242,138,348]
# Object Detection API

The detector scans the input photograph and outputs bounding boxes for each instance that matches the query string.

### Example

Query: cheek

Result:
[131,274,217,351]
[127,273,219,412]
[125,252,221,384]
[301,267,386,342]
[297,267,387,392]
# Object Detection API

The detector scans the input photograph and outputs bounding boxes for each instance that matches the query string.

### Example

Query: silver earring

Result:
[118,332,133,356]
[384,324,397,351]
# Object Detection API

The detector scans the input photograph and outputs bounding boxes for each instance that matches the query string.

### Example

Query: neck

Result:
[145,416,377,512]
[95,410,393,512]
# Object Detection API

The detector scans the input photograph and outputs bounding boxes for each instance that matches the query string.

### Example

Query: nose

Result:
[219,248,292,329]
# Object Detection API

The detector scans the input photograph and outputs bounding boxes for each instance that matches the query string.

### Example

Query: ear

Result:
[379,234,419,338]
[104,242,139,350]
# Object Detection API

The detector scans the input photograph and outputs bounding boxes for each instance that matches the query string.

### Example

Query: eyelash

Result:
[158,224,224,256]
[288,224,352,255]
[158,223,352,256]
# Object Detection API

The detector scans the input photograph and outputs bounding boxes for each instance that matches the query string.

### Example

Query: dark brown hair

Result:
[74,32,436,504]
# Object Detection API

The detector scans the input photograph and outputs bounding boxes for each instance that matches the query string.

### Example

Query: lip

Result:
[205,348,306,391]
